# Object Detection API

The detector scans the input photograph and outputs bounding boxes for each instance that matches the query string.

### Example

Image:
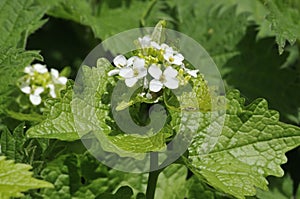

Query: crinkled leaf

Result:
[0,124,26,162]
[263,0,300,54]
[0,156,53,199]
[0,0,47,48]
[27,81,79,141]
[224,27,300,124]
[187,90,300,199]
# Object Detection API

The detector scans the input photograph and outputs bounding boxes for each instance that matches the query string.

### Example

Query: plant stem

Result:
[146,152,161,199]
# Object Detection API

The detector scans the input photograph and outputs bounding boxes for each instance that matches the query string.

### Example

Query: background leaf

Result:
[187,90,300,199]
[0,156,53,199]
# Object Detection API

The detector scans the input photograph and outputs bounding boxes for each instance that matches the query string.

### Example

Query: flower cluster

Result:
[108,35,198,97]
[18,64,67,105]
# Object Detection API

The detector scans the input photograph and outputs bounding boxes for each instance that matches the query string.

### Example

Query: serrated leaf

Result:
[27,81,79,141]
[0,156,53,199]
[0,124,26,162]
[263,0,300,54]
[223,27,300,124]
[0,0,47,48]
[187,90,300,199]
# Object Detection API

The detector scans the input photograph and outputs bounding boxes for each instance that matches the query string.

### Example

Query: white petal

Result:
[135,66,147,79]
[29,94,42,105]
[108,69,120,76]
[164,77,179,89]
[164,66,178,78]
[150,41,161,49]
[20,85,31,94]
[133,57,145,68]
[58,77,67,85]
[34,87,44,95]
[173,53,184,65]
[48,84,56,98]
[163,52,172,63]
[186,69,199,77]
[24,66,33,74]
[126,56,137,66]
[148,64,162,79]
[50,68,59,78]
[125,77,138,87]
[138,35,151,48]
[113,55,127,68]
[161,44,173,53]
[33,64,48,74]
[149,79,163,92]
[119,68,134,78]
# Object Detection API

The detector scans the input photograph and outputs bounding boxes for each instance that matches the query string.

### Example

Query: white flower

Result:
[161,43,174,53]
[181,64,198,77]
[148,64,179,92]
[138,35,151,48]
[47,84,56,98]
[29,87,44,105]
[50,69,67,85]
[119,57,147,87]
[113,55,127,68]
[109,55,138,76]
[164,52,184,65]
[150,41,161,50]
[20,79,31,94]
[33,64,48,74]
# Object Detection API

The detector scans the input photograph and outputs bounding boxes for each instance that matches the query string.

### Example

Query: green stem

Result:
[146,152,161,199]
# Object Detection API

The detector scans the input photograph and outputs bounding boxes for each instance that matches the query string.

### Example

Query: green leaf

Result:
[0,124,26,162]
[263,0,300,54]
[154,164,187,199]
[0,0,47,48]
[186,90,300,199]
[0,47,42,115]
[28,58,167,158]
[27,81,79,141]
[46,0,173,40]
[0,156,53,199]
[185,176,229,199]
[96,186,133,199]
[223,27,300,124]
[256,174,300,199]
[39,153,125,199]
[175,2,249,70]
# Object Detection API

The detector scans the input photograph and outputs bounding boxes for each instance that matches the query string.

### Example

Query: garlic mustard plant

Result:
[18,64,67,105]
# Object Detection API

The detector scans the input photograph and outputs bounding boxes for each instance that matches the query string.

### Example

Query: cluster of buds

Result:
[18,64,67,105]
[108,35,198,98]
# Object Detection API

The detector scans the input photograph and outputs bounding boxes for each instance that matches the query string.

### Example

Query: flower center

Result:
[169,56,174,63]
[159,74,167,83]
[133,68,139,77]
